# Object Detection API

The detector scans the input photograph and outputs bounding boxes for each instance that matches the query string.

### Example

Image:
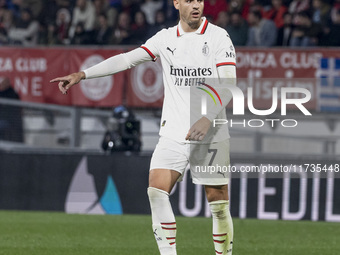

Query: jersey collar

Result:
[176,17,209,37]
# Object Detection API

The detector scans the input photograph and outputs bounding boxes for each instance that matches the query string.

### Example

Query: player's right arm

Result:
[50,47,154,94]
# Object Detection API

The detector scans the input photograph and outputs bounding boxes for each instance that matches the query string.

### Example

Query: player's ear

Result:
[173,0,180,10]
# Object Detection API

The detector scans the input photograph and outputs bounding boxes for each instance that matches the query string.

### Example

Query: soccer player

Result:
[50,0,236,254]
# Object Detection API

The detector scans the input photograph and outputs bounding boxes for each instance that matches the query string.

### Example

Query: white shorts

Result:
[150,136,230,185]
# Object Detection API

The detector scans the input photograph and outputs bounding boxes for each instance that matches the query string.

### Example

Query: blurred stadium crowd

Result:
[0,0,339,47]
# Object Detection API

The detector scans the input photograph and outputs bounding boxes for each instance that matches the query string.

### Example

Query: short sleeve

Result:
[215,31,236,68]
[140,30,163,62]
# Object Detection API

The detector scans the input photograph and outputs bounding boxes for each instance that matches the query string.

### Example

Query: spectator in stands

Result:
[68,0,95,40]
[147,9,168,37]
[44,0,76,26]
[323,9,340,46]
[8,8,39,45]
[130,10,149,44]
[71,22,91,44]
[0,6,13,28]
[290,11,323,46]
[215,11,230,29]
[0,7,13,44]
[111,11,132,45]
[5,0,22,19]
[0,8,7,44]
[93,0,109,28]
[51,8,71,45]
[93,13,112,45]
[311,0,331,27]
[21,0,43,20]
[263,0,288,28]
[276,11,293,46]
[331,0,340,22]
[229,0,251,20]
[204,0,228,23]
[163,0,179,24]
[141,0,163,25]
[119,0,141,19]
[246,9,277,47]
[47,22,57,45]
[289,0,310,25]
[0,76,23,142]
[94,0,107,16]
[105,3,119,29]
[226,11,248,46]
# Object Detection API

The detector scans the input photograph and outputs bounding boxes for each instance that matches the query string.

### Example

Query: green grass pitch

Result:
[0,211,339,255]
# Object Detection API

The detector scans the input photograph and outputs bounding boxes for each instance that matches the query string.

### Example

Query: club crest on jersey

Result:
[202,42,209,56]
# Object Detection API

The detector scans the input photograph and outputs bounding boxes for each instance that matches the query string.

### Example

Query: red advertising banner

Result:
[235,48,340,111]
[0,47,124,107]
[126,60,164,108]
[42,48,72,105]
[0,47,64,103]
[1,47,339,110]
[69,49,124,107]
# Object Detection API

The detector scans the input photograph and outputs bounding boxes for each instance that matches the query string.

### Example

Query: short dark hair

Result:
[249,10,262,20]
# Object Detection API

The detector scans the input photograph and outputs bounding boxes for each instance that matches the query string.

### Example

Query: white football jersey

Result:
[141,17,236,143]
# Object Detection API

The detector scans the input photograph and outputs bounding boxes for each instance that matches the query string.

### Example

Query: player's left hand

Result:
[185,117,211,141]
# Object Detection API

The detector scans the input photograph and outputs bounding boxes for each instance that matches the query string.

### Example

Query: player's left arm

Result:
[185,65,236,141]
[203,64,237,121]
[186,31,237,141]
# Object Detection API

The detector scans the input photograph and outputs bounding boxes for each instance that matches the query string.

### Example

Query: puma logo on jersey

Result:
[217,170,226,178]
[167,47,176,55]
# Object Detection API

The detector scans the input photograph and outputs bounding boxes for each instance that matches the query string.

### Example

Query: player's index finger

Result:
[185,131,191,140]
[50,77,62,83]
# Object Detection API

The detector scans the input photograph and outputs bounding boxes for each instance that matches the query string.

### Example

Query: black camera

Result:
[101,106,142,152]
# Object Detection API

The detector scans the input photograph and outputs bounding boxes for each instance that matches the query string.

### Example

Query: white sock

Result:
[148,187,177,255]
[210,200,233,255]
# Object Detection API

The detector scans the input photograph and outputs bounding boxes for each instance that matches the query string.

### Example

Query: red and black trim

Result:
[161,226,177,230]
[200,18,208,34]
[167,237,176,245]
[213,233,227,237]
[140,46,157,62]
[161,222,176,225]
[161,222,177,230]
[161,222,177,246]
[216,62,236,67]
[177,18,209,37]
[213,233,227,255]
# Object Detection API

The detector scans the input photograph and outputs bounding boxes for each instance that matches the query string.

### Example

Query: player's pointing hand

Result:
[50,71,85,95]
